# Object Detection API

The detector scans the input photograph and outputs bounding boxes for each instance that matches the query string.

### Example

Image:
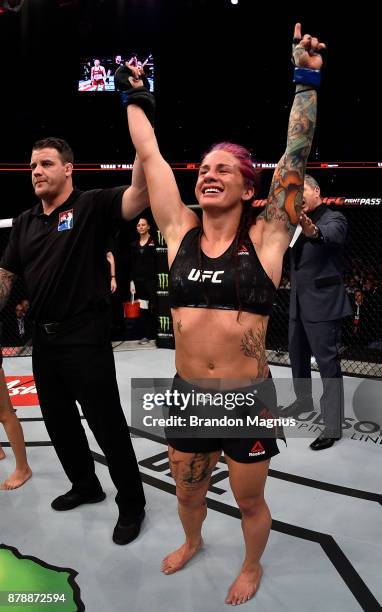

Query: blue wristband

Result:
[119,90,130,107]
[293,67,321,88]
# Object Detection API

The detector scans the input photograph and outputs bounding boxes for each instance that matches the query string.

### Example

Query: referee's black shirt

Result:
[0,186,125,322]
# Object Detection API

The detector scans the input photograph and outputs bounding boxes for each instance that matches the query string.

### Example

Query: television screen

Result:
[78,53,154,92]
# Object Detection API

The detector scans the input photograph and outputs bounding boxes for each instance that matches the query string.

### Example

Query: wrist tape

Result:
[293,67,321,88]
[120,87,155,126]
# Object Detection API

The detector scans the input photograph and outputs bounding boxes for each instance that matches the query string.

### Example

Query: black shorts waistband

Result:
[165,370,281,440]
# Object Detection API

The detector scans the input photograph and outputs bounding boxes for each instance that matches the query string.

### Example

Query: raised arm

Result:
[121,154,149,221]
[141,54,152,69]
[115,63,198,248]
[127,104,182,233]
[261,24,326,240]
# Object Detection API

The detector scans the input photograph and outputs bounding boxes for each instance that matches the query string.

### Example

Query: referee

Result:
[0,137,147,545]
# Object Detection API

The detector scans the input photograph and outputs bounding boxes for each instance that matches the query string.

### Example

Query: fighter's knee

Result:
[237,495,265,517]
[176,486,207,508]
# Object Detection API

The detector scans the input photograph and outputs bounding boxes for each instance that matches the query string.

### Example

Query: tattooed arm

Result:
[263,87,317,234]
[0,268,16,311]
[260,24,326,240]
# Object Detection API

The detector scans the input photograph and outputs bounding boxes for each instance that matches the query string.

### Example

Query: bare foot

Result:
[0,466,32,490]
[225,564,263,606]
[0,446,5,460]
[161,539,203,575]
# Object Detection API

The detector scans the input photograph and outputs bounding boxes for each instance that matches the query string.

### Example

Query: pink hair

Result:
[203,142,260,192]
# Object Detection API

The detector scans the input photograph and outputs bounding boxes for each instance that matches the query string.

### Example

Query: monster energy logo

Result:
[157,230,166,247]
[158,316,170,333]
[158,273,169,290]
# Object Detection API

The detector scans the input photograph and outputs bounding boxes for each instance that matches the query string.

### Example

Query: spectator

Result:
[129,217,157,344]
[3,300,32,347]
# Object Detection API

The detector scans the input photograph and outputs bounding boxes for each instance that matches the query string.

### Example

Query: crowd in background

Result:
[277,257,382,353]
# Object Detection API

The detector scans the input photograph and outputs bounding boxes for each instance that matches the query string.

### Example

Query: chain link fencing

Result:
[1,204,380,376]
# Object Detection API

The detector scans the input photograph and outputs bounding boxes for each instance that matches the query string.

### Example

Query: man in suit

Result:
[3,300,32,347]
[281,175,352,450]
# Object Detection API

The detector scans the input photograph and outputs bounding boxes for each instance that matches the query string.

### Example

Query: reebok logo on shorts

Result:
[249,441,266,457]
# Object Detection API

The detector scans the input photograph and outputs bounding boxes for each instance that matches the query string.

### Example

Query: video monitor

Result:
[78,53,154,93]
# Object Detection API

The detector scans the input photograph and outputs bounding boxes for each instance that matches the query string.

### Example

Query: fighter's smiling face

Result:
[195,150,253,210]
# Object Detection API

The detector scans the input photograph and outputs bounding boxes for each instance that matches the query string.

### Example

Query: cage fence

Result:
[1,205,381,377]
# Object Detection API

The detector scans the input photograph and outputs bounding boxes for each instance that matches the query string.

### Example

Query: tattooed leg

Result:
[161,446,221,575]
[240,324,268,378]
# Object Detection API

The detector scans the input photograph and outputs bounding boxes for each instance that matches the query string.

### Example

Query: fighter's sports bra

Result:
[169,227,276,315]
[92,67,103,80]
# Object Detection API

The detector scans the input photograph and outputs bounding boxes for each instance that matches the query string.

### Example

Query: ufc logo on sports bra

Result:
[188,268,224,283]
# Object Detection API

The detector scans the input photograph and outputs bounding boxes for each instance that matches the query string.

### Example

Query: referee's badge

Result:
[58,209,74,232]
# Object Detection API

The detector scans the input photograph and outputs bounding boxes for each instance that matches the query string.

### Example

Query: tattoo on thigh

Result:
[168,447,181,479]
[183,453,211,486]
[176,320,182,334]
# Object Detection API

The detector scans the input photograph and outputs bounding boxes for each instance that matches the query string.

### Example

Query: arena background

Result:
[0,1,380,378]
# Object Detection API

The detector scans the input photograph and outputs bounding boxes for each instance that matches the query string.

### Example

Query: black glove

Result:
[122,87,156,126]
[114,64,151,91]
[114,65,155,125]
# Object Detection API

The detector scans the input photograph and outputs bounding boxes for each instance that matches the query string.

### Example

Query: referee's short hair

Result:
[32,137,74,164]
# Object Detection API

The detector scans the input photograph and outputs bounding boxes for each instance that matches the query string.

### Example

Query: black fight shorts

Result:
[166,371,281,464]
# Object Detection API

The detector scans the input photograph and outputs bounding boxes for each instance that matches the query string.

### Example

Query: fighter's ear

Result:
[65,162,73,177]
[242,186,255,202]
